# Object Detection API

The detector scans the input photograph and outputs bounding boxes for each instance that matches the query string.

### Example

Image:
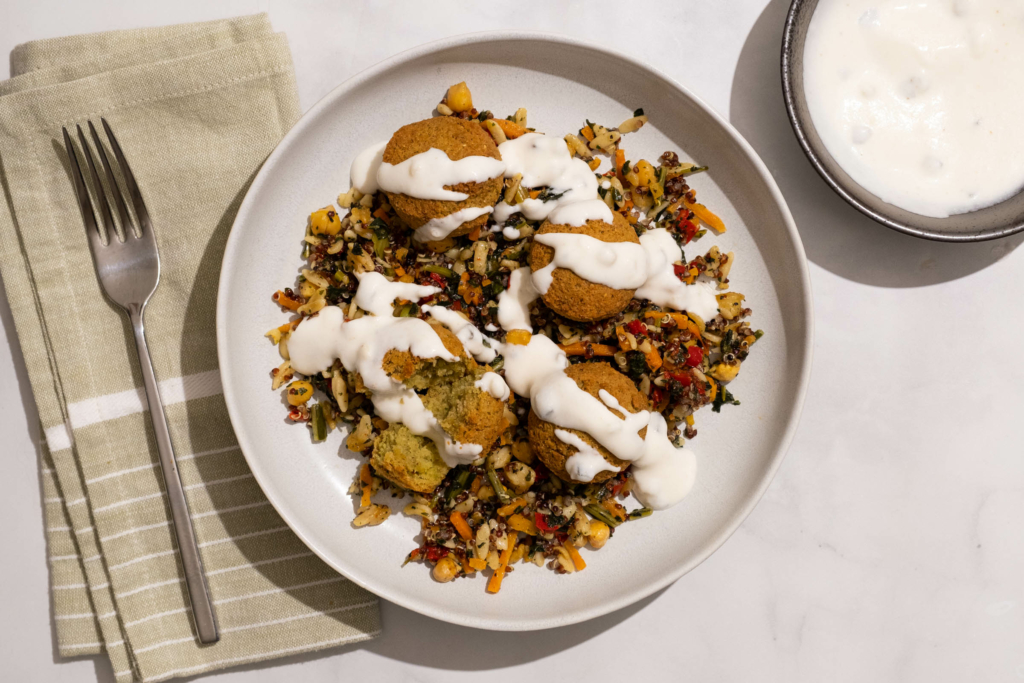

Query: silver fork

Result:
[62,120,219,644]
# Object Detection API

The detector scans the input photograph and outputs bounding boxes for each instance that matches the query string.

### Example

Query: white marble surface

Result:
[1,1,1022,681]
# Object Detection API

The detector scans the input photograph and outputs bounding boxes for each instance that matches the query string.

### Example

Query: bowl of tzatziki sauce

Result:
[783,0,1024,241]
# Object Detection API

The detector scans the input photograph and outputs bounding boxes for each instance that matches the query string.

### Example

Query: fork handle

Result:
[129,305,219,644]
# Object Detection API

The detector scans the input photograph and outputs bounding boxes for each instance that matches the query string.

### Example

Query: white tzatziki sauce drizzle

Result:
[376,148,505,202]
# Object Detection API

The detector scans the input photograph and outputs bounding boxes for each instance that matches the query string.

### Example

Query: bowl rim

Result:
[780,0,1024,243]
[217,29,815,630]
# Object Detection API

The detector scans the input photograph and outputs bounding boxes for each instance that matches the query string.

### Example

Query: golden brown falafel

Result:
[528,362,649,484]
[372,423,449,493]
[382,117,503,238]
[382,323,469,390]
[371,321,509,491]
[529,212,639,323]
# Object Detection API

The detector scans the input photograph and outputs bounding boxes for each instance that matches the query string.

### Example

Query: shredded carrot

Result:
[683,199,726,233]
[372,207,390,223]
[394,266,406,277]
[507,513,538,536]
[467,557,488,571]
[469,475,483,496]
[497,498,527,517]
[564,540,587,571]
[449,511,473,541]
[529,189,542,200]
[707,376,718,401]
[615,149,625,178]
[487,535,518,593]
[620,198,634,213]
[580,125,595,142]
[588,158,601,171]
[467,226,482,241]
[491,118,528,139]
[460,271,470,283]
[359,464,372,509]
[273,290,302,311]
[615,325,630,352]
[558,342,617,357]
[643,344,663,372]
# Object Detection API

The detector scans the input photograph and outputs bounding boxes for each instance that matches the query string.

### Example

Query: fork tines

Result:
[62,119,149,245]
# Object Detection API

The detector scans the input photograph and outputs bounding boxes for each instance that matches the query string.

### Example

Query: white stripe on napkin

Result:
[44,370,223,449]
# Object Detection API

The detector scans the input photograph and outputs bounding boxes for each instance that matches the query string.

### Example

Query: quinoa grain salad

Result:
[267,81,762,592]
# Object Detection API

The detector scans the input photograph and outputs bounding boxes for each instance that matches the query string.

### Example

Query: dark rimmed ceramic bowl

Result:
[782,0,1024,242]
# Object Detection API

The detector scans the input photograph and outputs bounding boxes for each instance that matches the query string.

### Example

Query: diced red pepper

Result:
[427,272,447,288]
[686,345,703,367]
[534,513,561,534]
[625,319,647,336]
[425,545,449,562]
[673,264,688,278]
[650,386,665,406]
[668,371,693,388]
[680,217,699,243]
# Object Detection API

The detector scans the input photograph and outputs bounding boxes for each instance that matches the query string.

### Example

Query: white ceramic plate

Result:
[217,32,813,631]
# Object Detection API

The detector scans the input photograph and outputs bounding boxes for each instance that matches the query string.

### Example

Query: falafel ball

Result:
[382,117,503,240]
[528,362,649,484]
[372,423,449,493]
[529,212,639,322]
[371,322,509,491]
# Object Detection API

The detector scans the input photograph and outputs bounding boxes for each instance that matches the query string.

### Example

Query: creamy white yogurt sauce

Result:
[557,429,621,482]
[492,133,602,224]
[412,206,494,243]
[531,232,648,295]
[353,271,440,317]
[422,304,499,363]
[526,227,719,321]
[496,267,542,332]
[475,372,511,401]
[546,198,614,227]
[287,281,482,466]
[377,148,506,201]
[804,0,1024,217]
[635,228,719,322]
[350,141,387,195]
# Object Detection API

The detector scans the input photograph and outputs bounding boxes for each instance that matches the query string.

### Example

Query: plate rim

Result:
[216,29,815,631]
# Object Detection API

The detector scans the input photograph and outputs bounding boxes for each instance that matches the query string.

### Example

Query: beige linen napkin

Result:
[0,14,380,682]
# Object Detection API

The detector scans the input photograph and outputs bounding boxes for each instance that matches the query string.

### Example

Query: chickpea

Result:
[504,461,536,494]
[432,555,459,583]
[286,380,314,406]
[588,520,610,549]
[309,206,342,236]
[477,484,496,502]
[488,446,512,470]
[445,81,473,113]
